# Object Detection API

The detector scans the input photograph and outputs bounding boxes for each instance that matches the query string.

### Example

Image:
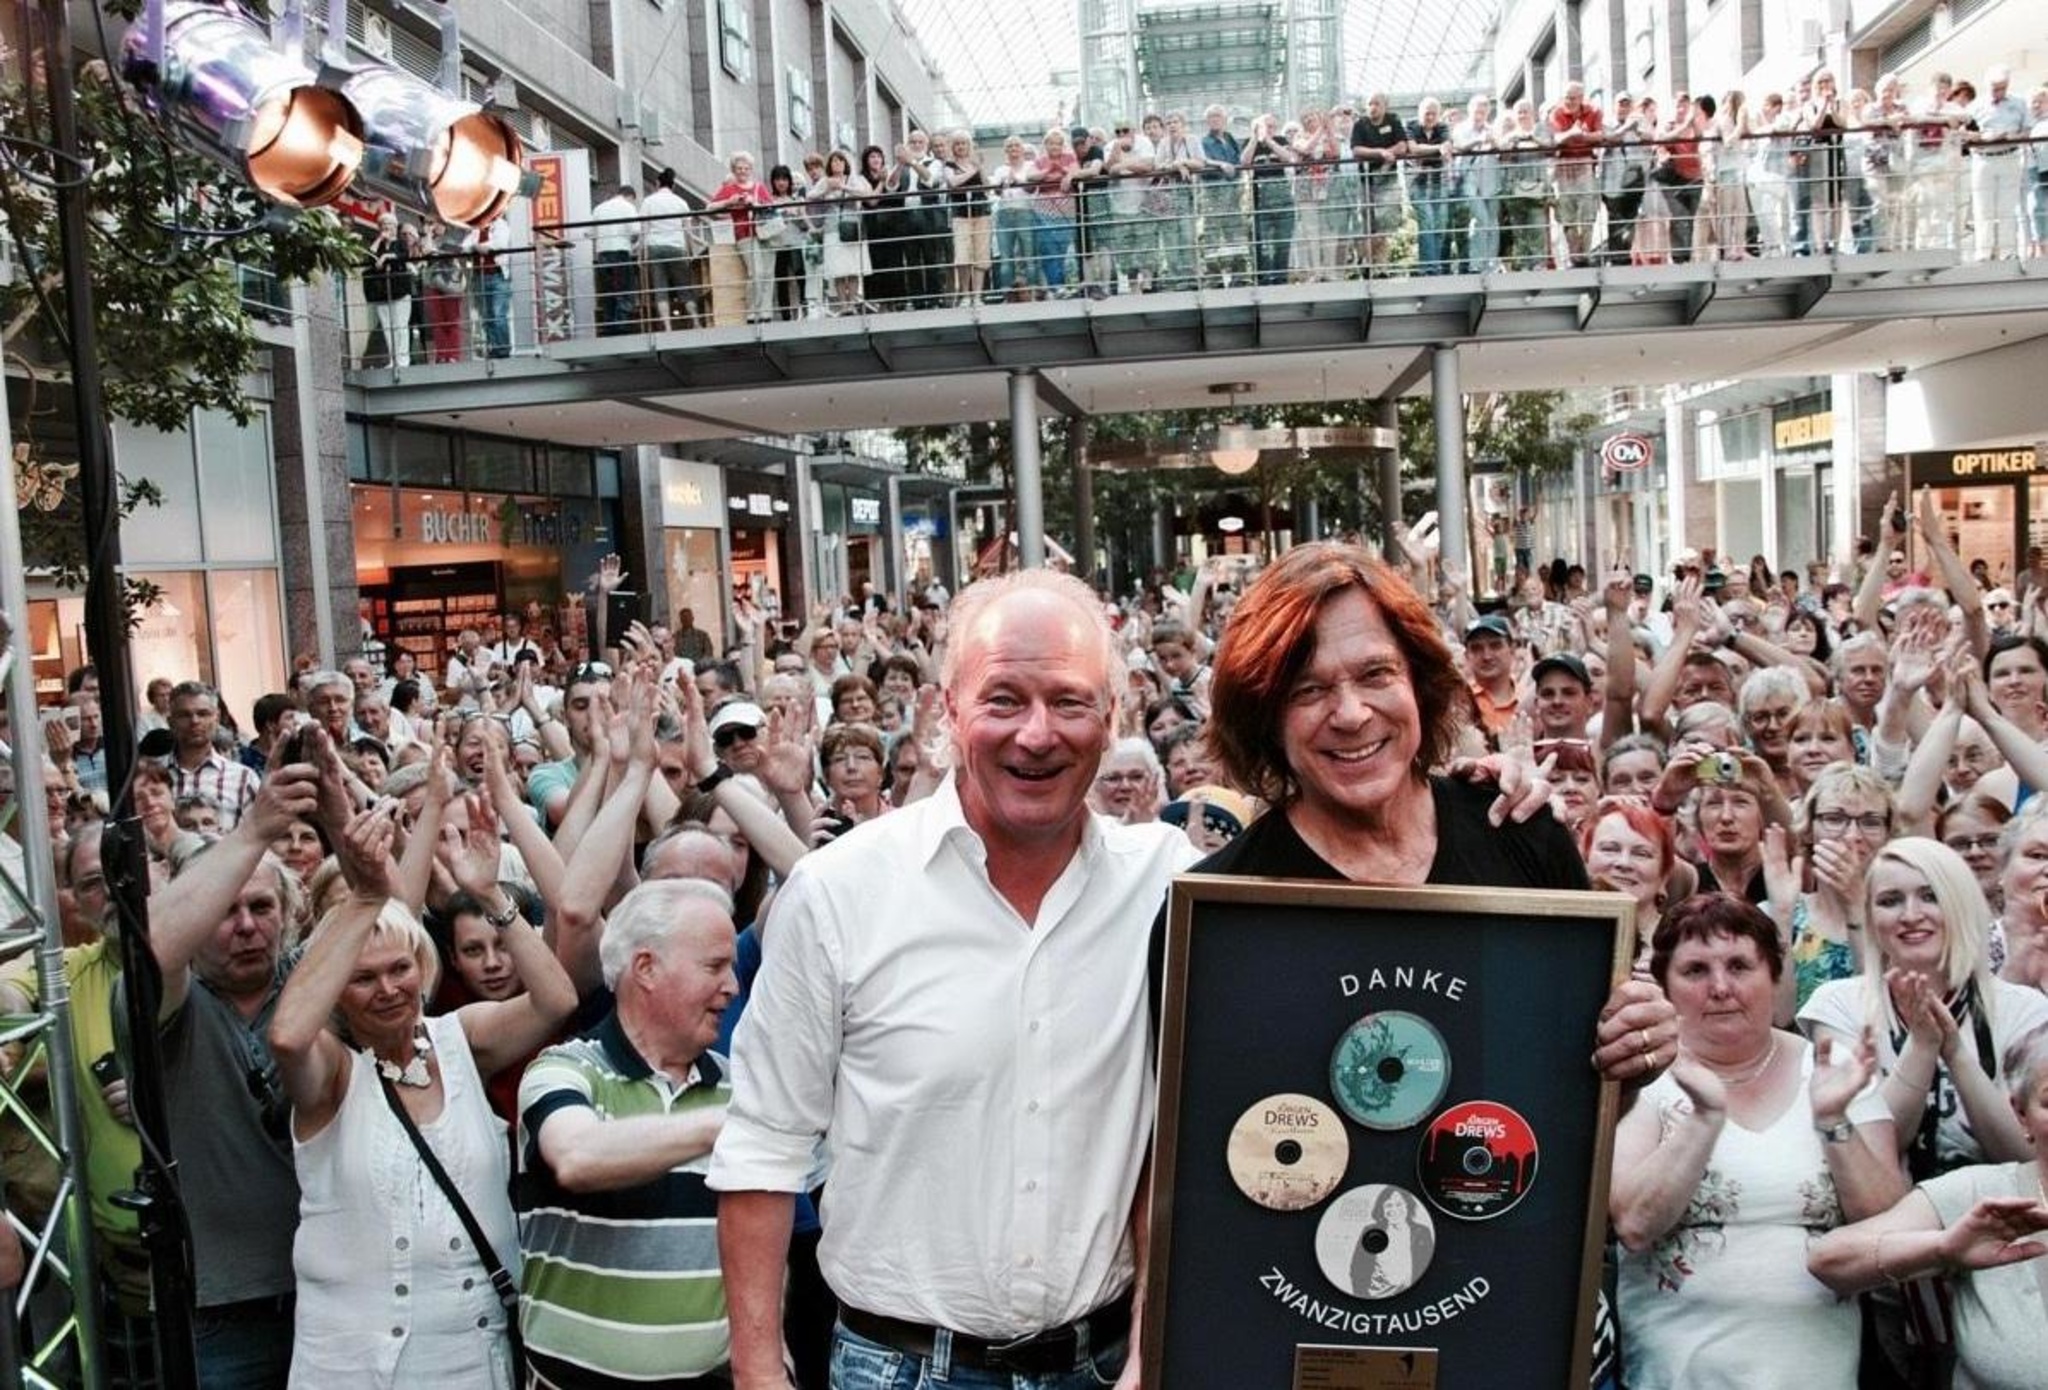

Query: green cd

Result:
[1328,1010,1451,1131]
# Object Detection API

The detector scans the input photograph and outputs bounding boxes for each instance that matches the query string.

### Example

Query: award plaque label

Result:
[1293,1344,1440,1389]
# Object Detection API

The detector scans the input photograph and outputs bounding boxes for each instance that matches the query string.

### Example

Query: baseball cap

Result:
[1160,785,1256,839]
[1531,653,1592,688]
[1703,569,1727,592]
[707,701,767,738]
[1465,615,1513,643]
[1631,573,1655,594]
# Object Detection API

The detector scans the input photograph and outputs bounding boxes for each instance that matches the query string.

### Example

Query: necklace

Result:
[367,1021,433,1089]
[1700,1032,1780,1087]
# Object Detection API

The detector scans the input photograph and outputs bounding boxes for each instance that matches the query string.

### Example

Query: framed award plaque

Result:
[1145,876,1636,1390]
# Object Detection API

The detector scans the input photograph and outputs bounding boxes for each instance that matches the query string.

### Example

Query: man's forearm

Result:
[719,1189,798,1387]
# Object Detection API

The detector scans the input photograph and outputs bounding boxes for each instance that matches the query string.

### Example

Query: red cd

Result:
[1417,1100,1539,1221]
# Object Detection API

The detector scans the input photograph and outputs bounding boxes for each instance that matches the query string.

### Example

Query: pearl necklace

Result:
[1700,1032,1780,1087]
[367,1021,433,1089]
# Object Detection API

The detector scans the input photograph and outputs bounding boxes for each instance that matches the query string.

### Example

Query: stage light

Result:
[124,0,364,209]
[342,66,527,229]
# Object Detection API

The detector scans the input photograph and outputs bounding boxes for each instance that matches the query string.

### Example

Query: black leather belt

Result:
[840,1291,1133,1376]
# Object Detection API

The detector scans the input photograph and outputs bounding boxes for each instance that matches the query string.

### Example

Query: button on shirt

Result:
[708,773,1199,1340]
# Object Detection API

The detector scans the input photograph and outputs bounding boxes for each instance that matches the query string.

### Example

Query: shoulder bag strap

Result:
[379,1075,526,1372]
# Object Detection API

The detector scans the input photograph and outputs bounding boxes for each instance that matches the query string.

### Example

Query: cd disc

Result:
[1225,1094,1349,1212]
[1313,1183,1437,1300]
[1418,1099,1540,1220]
[1328,1010,1451,1131]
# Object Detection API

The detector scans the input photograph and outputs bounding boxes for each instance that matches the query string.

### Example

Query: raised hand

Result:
[1809,1030,1877,1126]
[1889,968,1961,1060]
[761,705,817,797]
[246,764,321,842]
[438,791,504,900]
[336,801,399,900]
[1603,566,1633,616]
[1936,1197,2048,1274]
[1668,1049,1729,1117]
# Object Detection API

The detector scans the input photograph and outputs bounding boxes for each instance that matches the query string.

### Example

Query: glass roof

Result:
[894,0,1503,129]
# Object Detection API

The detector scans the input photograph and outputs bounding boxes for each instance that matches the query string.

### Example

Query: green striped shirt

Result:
[517,1009,731,1387]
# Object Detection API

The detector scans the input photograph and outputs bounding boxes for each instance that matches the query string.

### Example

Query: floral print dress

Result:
[1615,1042,1865,1389]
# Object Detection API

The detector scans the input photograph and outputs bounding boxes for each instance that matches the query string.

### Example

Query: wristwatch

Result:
[696,765,734,795]
[483,897,520,930]
[1816,1118,1855,1144]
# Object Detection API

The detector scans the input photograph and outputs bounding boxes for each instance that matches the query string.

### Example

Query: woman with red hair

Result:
[1580,797,1680,970]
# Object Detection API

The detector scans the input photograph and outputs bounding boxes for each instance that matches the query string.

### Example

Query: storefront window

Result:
[664,530,724,646]
[393,429,455,487]
[115,422,205,565]
[196,409,280,564]
[208,569,288,727]
[544,450,594,497]
[464,435,535,495]
[128,572,213,700]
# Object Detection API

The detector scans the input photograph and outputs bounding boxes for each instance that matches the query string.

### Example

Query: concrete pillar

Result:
[1010,371,1045,569]
[1664,392,1690,573]
[883,472,904,602]
[1069,417,1095,586]
[790,450,817,615]
[274,278,355,663]
[1431,348,1469,586]
[1376,396,1403,555]
[1832,371,1884,574]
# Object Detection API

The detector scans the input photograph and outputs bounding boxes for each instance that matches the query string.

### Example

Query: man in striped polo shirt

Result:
[517,879,740,1388]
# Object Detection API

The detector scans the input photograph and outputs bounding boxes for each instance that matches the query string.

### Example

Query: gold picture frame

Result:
[1145,875,1637,1389]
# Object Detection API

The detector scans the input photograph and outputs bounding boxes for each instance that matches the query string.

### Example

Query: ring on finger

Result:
[1637,1029,1653,1056]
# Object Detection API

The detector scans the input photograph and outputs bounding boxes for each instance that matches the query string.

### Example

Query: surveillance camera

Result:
[1885,366,1906,384]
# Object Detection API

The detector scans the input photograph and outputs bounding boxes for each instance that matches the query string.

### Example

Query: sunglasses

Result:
[713,724,760,749]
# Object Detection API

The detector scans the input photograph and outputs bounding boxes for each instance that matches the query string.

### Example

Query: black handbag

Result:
[838,216,861,242]
[379,1075,526,1381]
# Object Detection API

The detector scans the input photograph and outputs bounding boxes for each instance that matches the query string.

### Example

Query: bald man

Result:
[712,571,1197,1390]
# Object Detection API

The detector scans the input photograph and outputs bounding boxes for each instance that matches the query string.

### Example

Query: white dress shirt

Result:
[591,193,640,255]
[709,773,1198,1339]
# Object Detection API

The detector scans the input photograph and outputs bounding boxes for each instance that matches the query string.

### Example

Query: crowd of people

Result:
[350,59,2048,356]
[8,478,2048,1388]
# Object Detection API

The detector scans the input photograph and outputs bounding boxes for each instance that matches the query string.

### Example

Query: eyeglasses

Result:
[1813,810,1889,834]
[712,724,760,749]
[1989,601,2014,611]
[1944,833,2001,854]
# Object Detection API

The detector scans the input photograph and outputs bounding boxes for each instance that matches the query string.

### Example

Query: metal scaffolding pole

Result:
[38,0,199,1378]
[0,377,105,1389]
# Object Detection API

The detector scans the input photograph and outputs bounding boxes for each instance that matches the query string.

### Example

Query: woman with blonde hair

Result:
[1798,837,2048,1181]
[270,787,576,1386]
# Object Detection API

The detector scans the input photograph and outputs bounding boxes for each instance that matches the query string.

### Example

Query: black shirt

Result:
[1349,113,1406,179]
[1151,777,1587,1017]
[1196,776,1588,889]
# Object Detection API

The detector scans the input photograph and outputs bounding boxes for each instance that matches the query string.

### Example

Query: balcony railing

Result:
[342,131,2048,371]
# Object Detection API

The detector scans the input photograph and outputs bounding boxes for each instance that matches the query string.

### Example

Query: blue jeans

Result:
[193,1298,294,1388]
[475,271,511,357]
[1034,215,1076,290]
[994,206,1037,292]
[830,1323,1125,1389]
